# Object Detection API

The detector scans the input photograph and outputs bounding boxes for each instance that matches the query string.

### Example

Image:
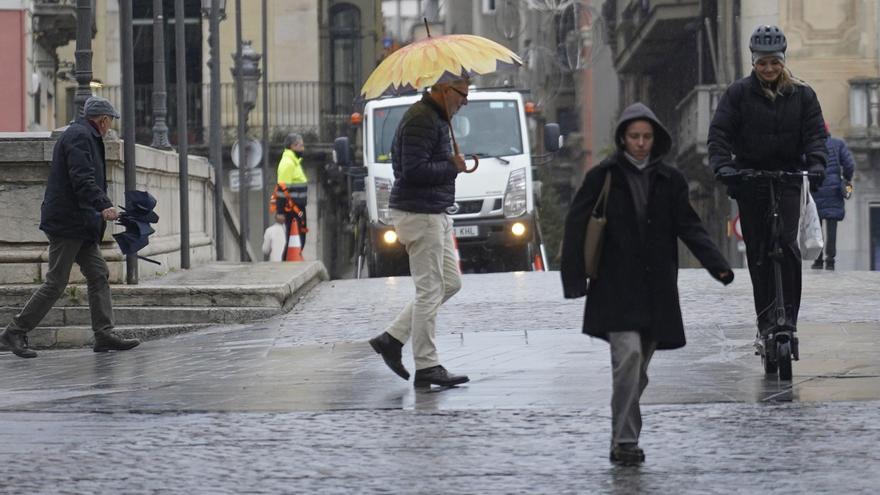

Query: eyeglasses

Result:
[449,86,468,99]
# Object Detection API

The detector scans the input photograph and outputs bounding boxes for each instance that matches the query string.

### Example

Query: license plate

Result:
[454,225,479,238]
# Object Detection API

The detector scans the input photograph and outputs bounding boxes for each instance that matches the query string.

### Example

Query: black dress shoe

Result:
[811,259,823,270]
[413,365,469,388]
[369,332,410,380]
[93,331,140,353]
[0,329,37,358]
[609,444,645,466]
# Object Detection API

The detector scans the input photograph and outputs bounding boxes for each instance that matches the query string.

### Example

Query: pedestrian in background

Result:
[262,213,288,262]
[561,102,733,466]
[812,124,855,271]
[0,97,140,358]
[276,133,309,248]
[368,78,470,388]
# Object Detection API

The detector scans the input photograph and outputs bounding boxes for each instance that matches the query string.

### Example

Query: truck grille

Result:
[456,200,483,214]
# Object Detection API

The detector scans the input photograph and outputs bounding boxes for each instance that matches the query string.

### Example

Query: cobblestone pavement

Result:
[1,269,879,494]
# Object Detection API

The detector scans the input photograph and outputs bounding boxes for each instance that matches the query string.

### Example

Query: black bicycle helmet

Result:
[749,25,787,53]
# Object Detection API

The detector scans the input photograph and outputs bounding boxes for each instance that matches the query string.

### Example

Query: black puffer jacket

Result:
[40,118,113,241]
[389,94,459,213]
[708,72,827,173]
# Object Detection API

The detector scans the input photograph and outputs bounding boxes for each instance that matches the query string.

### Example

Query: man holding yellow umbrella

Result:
[367,25,521,388]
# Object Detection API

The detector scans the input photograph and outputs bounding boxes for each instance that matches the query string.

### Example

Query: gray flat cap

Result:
[84,96,120,119]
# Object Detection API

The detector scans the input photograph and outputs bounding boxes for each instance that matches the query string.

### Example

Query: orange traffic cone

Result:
[285,220,304,262]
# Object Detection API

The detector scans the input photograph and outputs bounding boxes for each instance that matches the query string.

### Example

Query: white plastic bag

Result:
[798,176,824,260]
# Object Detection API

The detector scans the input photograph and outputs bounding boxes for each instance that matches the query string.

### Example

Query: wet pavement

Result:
[1,269,879,493]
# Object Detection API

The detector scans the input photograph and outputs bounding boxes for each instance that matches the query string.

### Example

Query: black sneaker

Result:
[825,260,835,271]
[811,259,823,270]
[413,365,469,388]
[369,332,410,380]
[0,329,37,358]
[609,444,645,466]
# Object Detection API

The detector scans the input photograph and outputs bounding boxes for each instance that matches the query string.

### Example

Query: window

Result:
[372,100,523,162]
[482,0,497,14]
[330,4,361,114]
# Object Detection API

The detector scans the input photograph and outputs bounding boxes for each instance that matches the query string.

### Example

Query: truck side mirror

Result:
[544,123,562,152]
[333,137,351,166]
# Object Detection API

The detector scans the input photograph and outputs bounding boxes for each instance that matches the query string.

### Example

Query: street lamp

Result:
[232,41,262,114]
[231,38,262,261]
[200,0,227,19]
[204,0,227,260]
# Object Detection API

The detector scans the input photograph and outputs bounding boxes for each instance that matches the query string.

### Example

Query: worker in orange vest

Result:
[269,182,308,261]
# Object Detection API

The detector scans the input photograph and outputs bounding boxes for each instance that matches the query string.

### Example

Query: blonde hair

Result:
[759,68,806,100]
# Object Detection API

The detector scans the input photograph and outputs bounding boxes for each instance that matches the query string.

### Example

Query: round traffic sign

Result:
[230,138,263,168]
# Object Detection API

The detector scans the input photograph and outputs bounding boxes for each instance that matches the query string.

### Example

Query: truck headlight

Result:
[374,177,393,224]
[503,168,527,218]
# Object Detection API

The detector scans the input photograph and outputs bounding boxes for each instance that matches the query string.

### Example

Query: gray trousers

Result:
[6,236,113,335]
[609,331,657,446]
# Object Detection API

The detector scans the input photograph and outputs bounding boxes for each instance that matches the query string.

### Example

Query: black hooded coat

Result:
[561,103,732,350]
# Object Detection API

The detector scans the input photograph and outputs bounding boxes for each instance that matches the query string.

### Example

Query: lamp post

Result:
[73,0,93,117]
[175,0,190,269]
[151,0,171,149]
[119,0,138,283]
[202,0,227,260]
[261,0,269,232]
[231,38,262,261]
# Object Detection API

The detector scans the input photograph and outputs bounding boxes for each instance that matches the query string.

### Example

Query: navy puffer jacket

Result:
[389,94,459,213]
[813,136,855,220]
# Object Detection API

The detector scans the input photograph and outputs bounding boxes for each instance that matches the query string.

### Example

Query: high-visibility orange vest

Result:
[269,183,308,233]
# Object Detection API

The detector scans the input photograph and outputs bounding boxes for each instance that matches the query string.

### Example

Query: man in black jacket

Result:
[368,79,470,388]
[709,24,827,338]
[0,97,140,358]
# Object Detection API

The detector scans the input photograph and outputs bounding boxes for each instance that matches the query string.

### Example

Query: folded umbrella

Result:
[112,190,161,265]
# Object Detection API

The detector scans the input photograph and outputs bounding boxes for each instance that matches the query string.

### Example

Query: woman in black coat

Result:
[561,102,733,466]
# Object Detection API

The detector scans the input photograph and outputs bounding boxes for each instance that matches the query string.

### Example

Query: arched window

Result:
[329,4,361,113]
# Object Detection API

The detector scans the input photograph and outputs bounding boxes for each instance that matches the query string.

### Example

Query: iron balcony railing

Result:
[674,84,726,160]
[95,80,355,146]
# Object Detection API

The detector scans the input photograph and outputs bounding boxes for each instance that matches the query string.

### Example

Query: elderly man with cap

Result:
[0,96,140,358]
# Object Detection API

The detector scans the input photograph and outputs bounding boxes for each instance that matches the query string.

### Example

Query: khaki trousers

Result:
[385,209,461,370]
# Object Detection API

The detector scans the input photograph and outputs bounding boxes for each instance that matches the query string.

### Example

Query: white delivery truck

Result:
[334,88,561,278]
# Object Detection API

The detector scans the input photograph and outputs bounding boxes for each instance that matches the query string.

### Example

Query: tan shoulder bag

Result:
[584,171,611,279]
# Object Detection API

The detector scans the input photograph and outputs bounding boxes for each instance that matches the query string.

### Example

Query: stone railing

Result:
[675,84,726,160]
[0,132,215,284]
[847,78,880,147]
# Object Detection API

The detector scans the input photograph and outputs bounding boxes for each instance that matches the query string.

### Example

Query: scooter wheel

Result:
[762,336,777,375]
[777,341,792,381]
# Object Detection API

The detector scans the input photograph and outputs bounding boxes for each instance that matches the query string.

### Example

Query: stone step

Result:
[0,323,214,350]
[0,305,281,327]
[0,285,287,309]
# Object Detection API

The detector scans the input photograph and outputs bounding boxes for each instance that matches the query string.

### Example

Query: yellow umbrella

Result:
[360,24,522,173]
[360,32,523,100]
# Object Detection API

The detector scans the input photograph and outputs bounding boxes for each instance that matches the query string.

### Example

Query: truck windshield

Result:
[372,100,523,163]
